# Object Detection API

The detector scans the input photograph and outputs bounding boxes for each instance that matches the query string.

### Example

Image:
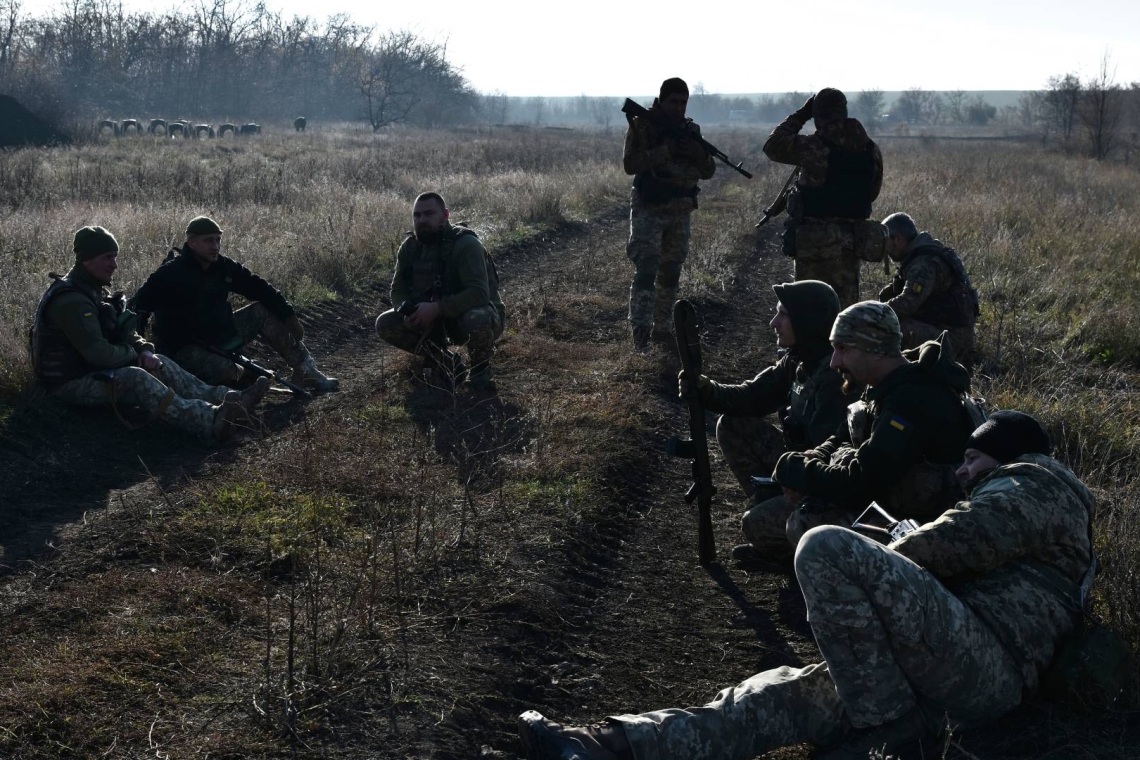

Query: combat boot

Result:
[467,363,494,390]
[818,707,930,760]
[210,391,244,442]
[290,355,339,393]
[632,326,651,352]
[236,376,271,421]
[517,711,628,760]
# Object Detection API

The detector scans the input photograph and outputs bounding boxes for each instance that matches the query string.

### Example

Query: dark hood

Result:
[817,117,872,151]
[902,333,971,394]
[773,280,840,359]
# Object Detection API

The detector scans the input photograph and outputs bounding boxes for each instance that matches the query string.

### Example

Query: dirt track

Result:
[2,207,1138,759]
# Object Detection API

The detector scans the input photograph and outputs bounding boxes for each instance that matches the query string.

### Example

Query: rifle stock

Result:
[621,98,753,180]
[196,342,311,398]
[667,299,717,565]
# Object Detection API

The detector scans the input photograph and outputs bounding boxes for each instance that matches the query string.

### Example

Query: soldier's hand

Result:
[405,300,441,330]
[138,351,163,373]
[677,370,710,400]
[795,95,815,119]
[285,315,305,342]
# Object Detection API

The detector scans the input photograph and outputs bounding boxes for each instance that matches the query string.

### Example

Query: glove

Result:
[677,370,711,400]
[285,315,305,342]
[798,95,816,119]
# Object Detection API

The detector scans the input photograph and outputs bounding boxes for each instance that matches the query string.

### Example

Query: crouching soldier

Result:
[130,216,338,393]
[31,227,268,441]
[678,280,858,561]
[375,192,506,388]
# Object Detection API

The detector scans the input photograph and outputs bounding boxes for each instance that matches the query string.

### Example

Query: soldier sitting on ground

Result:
[771,301,976,546]
[130,216,338,393]
[374,192,506,389]
[878,211,980,362]
[677,280,858,562]
[519,411,1097,760]
[31,227,269,442]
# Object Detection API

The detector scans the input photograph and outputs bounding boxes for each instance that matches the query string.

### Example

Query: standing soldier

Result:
[130,216,338,393]
[623,77,716,350]
[374,192,506,389]
[878,212,979,362]
[31,226,266,442]
[763,88,884,307]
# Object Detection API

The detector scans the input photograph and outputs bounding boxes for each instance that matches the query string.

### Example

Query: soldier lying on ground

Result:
[879,212,980,362]
[519,411,1097,760]
[374,192,506,389]
[129,216,338,393]
[31,226,269,442]
[677,280,858,562]
[623,77,716,351]
[763,88,884,308]
[771,301,975,546]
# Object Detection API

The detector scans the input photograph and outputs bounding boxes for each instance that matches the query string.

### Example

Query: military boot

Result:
[210,391,244,442]
[517,711,628,760]
[818,707,930,760]
[237,376,271,421]
[467,363,494,390]
[290,354,339,393]
[632,326,651,352]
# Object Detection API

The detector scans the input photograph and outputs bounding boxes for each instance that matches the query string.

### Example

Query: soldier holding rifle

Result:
[762,88,885,307]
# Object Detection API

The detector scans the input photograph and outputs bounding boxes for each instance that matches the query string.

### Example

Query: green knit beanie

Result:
[185,216,223,236]
[73,226,119,262]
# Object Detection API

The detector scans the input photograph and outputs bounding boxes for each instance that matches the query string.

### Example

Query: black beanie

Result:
[772,280,841,352]
[659,78,689,101]
[73,226,119,262]
[813,88,848,121]
[967,411,1051,464]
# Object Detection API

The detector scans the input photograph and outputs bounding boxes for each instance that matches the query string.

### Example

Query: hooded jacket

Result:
[883,232,978,329]
[892,453,1095,690]
[774,336,973,518]
[699,281,855,451]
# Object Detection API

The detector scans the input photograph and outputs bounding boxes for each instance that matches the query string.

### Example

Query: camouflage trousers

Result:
[375,305,503,368]
[900,318,975,365]
[793,220,861,308]
[610,527,1024,760]
[715,415,785,496]
[51,357,228,438]
[627,195,693,330]
[172,302,309,387]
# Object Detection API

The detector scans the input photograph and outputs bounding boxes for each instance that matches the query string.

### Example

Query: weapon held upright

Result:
[621,98,753,179]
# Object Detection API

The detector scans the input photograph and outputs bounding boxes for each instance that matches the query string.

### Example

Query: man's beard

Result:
[414,227,439,244]
[841,373,857,395]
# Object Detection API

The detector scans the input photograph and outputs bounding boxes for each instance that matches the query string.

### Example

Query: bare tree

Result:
[895,87,926,123]
[853,89,884,130]
[359,31,448,131]
[1077,52,1125,160]
[945,90,967,124]
[1044,73,1081,143]
[527,95,545,126]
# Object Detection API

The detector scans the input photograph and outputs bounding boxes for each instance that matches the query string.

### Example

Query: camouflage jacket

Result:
[892,453,1095,690]
[774,337,973,519]
[699,347,855,451]
[623,104,716,190]
[881,233,978,328]
[390,223,504,321]
[762,111,883,202]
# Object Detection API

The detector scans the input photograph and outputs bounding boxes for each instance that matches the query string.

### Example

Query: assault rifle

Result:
[621,98,753,179]
[197,342,311,398]
[755,166,800,227]
[666,299,717,565]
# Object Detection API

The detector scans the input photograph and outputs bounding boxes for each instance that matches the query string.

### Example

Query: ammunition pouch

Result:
[781,222,798,258]
[853,220,888,262]
[633,172,700,206]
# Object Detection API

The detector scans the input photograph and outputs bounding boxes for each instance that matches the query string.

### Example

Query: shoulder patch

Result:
[889,416,908,432]
[911,283,923,294]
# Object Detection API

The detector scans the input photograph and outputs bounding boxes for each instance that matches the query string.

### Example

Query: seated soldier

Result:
[31,227,269,442]
[374,192,506,389]
[879,212,979,361]
[772,301,974,546]
[678,281,857,560]
[129,216,338,393]
[518,411,1096,760]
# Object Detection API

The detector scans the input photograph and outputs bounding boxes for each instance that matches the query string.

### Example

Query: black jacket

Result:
[130,249,294,355]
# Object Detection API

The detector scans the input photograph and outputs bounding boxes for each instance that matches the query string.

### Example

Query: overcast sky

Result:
[20,0,1140,96]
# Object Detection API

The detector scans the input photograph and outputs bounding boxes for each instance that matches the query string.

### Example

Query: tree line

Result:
[0,0,478,129]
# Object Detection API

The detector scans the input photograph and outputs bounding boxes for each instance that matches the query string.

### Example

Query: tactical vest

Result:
[799,138,877,220]
[631,116,702,205]
[30,273,119,390]
[781,358,828,451]
[408,225,503,320]
[896,245,980,328]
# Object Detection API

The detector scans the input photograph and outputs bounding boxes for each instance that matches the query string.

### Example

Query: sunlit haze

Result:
[18,0,1140,95]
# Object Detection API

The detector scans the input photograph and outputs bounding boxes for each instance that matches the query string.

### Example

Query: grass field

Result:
[0,123,1137,757]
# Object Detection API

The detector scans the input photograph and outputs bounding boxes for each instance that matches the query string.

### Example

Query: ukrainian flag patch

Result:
[889,416,908,432]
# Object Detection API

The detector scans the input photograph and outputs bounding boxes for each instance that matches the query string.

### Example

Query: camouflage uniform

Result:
[375,223,505,373]
[607,455,1093,759]
[763,111,884,308]
[879,232,979,360]
[775,330,974,546]
[623,103,716,333]
[170,302,306,386]
[31,267,230,439]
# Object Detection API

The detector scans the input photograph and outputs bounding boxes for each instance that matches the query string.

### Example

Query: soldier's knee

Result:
[374,309,403,340]
[457,308,493,335]
[793,524,864,574]
[657,261,683,289]
[113,365,163,393]
[631,257,659,290]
